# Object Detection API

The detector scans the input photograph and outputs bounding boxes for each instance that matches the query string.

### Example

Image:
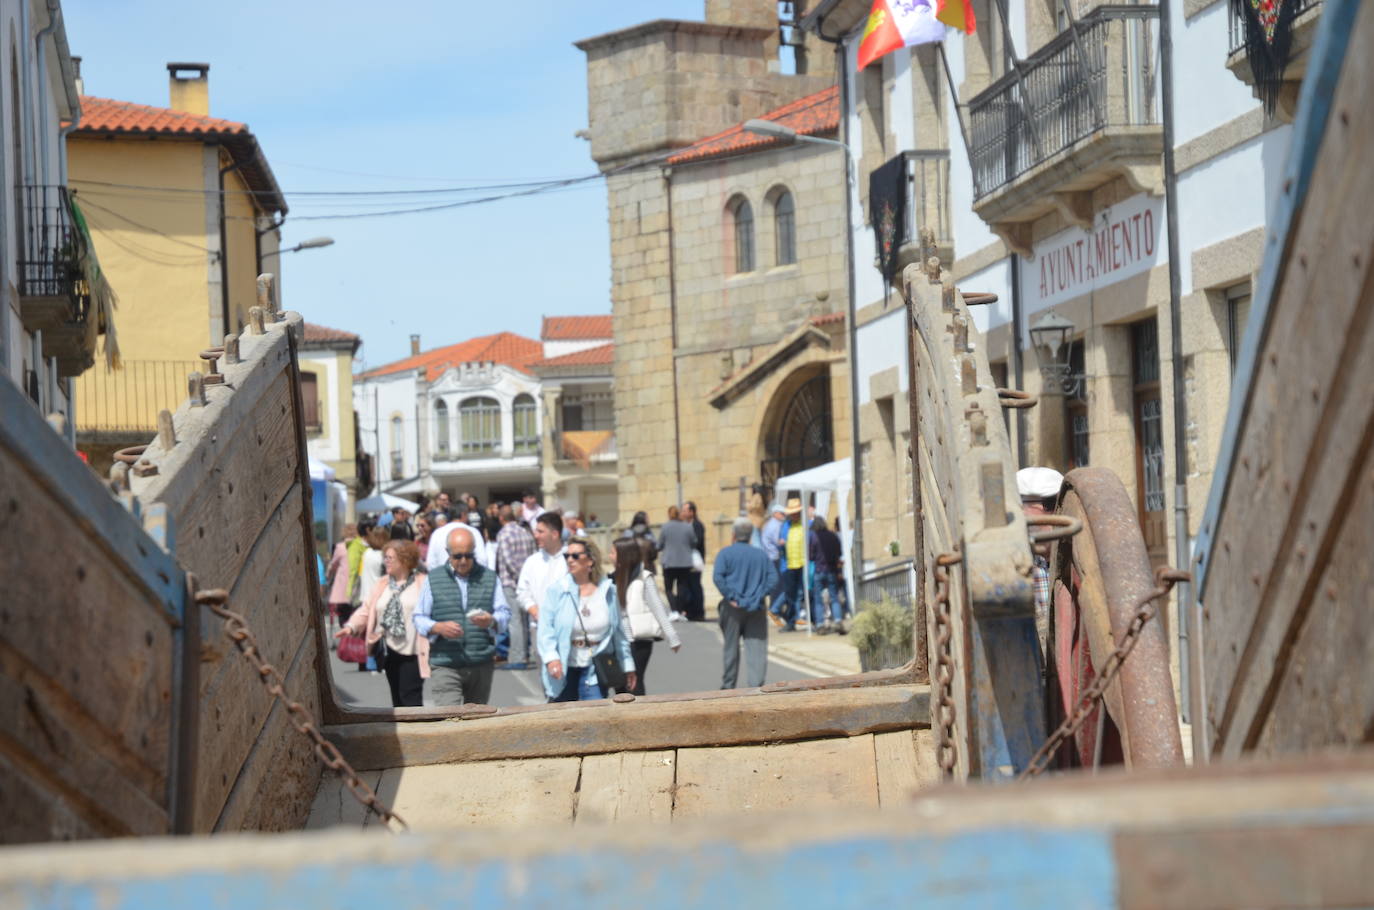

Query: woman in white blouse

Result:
[538,538,636,701]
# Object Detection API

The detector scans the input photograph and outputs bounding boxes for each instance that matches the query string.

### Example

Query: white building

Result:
[354,318,617,512]
[0,0,103,439]
[801,0,1319,586]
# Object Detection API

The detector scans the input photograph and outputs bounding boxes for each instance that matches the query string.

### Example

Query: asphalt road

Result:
[328,619,820,708]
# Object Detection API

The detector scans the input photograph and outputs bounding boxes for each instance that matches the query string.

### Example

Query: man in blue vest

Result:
[414,527,510,705]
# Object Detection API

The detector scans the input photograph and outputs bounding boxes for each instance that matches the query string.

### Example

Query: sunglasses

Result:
[448,551,476,561]
[564,551,588,561]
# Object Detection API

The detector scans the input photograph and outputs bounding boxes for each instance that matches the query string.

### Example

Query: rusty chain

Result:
[1017,566,1191,780]
[932,551,963,777]
[193,589,408,832]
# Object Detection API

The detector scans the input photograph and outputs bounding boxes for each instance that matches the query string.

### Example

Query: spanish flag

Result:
[856,0,976,71]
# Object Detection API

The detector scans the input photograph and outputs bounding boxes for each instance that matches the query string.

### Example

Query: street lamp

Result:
[1029,310,1078,396]
[262,236,335,259]
[742,118,867,574]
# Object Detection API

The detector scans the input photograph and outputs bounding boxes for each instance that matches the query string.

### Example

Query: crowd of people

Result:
[322,489,853,708]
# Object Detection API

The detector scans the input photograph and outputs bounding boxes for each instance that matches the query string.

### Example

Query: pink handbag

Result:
[337,634,369,665]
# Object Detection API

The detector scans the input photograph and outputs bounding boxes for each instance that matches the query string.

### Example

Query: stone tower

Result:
[576,1,835,517]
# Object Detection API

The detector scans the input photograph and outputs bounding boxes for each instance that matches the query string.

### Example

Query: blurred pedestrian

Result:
[612,537,680,696]
[495,503,537,667]
[336,540,428,706]
[808,515,844,632]
[538,538,635,701]
[325,524,356,636]
[658,506,696,623]
[714,518,779,689]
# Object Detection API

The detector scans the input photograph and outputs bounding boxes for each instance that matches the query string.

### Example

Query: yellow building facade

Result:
[67,63,286,469]
[300,323,365,501]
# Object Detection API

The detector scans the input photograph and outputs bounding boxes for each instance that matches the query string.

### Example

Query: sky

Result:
[63,0,704,370]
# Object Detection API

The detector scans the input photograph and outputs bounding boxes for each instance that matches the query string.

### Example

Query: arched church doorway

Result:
[759,370,833,494]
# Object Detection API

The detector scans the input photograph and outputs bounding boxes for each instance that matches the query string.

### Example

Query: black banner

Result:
[869,154,908,287]
[1231,0,1298,114]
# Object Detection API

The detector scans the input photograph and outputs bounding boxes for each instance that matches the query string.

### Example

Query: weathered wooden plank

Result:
[0,753,107,845]
[194,489,314,830]
[212,631,322,833]
[304,768,384,831]
[673,736,880,819]
[0,663,168,838]
[1200,0,1374,759]
[376,758,583,830]
[328,685,928,771]
[874,729,940,808]
[0,444,174,783]
[575,751,676,826]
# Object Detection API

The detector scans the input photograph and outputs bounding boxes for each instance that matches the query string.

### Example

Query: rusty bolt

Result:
[156,410,176,451]
[612,693,636,704]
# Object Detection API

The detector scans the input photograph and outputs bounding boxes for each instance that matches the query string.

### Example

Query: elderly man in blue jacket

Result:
[713,518,781,689]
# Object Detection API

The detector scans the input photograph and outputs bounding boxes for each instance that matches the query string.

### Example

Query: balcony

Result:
[17,185,105,376]
[72,359,200,441]
[967,6,1161,253]
[553,430,616,468]
[891,150,953,272]
[1225,0,1323,121]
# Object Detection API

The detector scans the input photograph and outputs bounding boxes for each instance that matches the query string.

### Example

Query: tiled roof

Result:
[667,85,839,165]
[302,322,361,347]
[541,315,613,341]
[533,342,614,369]
[73,96,287,215]
[358,332,543,381]
[809,312,845,327]
[77,95,248,136]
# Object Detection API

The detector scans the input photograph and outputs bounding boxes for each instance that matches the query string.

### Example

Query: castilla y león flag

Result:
[856,0,976,70]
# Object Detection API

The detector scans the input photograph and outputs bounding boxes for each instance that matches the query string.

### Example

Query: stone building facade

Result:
[577,1,851,550]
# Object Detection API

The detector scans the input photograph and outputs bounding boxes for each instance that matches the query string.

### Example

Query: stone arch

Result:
[755,362,834,492]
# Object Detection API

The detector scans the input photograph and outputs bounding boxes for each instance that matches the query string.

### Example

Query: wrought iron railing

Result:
[968,6,1158,200]
[18,185,87,314]
[856,558,916,611]
[904,150,951,246]
[73,359,200,438]
[1227,0,1321,53]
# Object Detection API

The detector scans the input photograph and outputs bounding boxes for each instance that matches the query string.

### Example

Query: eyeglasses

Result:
[448,551,476,561]
[564,552,587,562]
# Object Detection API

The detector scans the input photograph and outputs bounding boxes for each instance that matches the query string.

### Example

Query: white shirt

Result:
[516,547,568,611]
[425,521,492,573]
[569,588,610,668]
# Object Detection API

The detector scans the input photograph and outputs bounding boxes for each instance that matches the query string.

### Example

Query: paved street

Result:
[328,620,823,708]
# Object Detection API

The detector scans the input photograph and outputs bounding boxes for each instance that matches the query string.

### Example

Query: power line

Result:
[70,174,601,198]
[75,196,215,254]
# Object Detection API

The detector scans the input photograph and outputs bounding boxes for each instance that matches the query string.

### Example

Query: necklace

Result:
[579,591,593,618]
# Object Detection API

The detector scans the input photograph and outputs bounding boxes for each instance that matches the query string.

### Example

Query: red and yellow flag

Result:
[857,0,975,71]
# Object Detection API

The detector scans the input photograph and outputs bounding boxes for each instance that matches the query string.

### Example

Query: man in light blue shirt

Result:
[413,527,510,705]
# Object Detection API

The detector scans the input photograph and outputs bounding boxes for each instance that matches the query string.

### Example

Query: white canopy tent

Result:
[773,458,856,629]
[355,492,422,514]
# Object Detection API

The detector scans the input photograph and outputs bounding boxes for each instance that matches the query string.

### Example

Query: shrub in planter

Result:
[848,593,913,671]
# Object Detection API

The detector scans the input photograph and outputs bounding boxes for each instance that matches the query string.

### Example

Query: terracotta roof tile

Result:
[541,315,613,340]
[532,342,614,369]
[302,322,360,346]
[667,86,839,165]
[72,96,286,215]
[77,96,248,136]
[809,311,845,327]
[358,332,543,381]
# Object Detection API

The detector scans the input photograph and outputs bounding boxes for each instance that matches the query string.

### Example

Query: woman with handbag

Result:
[612,538,681,696]
[353,526,390,672]
[538,538,636,702]
[324,524,356,638]
[335,540,430,706]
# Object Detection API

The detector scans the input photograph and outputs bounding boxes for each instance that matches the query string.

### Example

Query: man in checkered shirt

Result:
[494,504,537,667]
[1018,467,1063,654]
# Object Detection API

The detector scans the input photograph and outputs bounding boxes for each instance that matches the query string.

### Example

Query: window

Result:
[300,372,321,432]
[389,415,404,479]
[1225,283,1252,376]
[513,394,538,454]
[730,196,755,273]
[772,189,796,265]
[434,399,450,457]
[1066,340,1088,468]
[1131,319,1166,561]
[459,397,501,454]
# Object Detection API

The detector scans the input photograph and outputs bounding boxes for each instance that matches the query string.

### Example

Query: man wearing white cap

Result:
[1017,467,1063,632]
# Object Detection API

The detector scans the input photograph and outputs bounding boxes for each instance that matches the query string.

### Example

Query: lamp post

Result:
[1029,310,1078,396]
[742,117,865,573]
[262,236,335,259]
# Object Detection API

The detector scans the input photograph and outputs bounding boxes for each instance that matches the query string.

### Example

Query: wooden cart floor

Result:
[307,730,938,831]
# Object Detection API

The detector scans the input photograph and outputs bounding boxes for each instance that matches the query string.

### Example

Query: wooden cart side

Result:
[1190,0,1374,762]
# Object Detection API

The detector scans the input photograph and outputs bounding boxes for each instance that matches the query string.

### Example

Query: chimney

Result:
[410,334,421,356]
[71,56,83,96]
[167,62,209,115]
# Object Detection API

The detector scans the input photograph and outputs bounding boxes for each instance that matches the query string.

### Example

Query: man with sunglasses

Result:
[413,527,510,705]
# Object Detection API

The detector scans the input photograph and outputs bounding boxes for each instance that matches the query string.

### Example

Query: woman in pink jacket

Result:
[335,539,430,707]
[324,524,356,635]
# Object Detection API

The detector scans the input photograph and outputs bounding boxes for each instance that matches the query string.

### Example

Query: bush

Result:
[848,593,914,671]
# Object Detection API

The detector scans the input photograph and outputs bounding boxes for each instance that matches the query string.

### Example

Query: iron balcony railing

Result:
[73,359,200,438]
[18,185,88,313]
[1227,0,1320,53]
[968,6,1159,200]
[904,150,951,247]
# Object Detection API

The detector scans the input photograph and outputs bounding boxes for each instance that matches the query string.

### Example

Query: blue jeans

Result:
[811,569,842,624]
[772,567,805,627]
[550,664,604,702]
